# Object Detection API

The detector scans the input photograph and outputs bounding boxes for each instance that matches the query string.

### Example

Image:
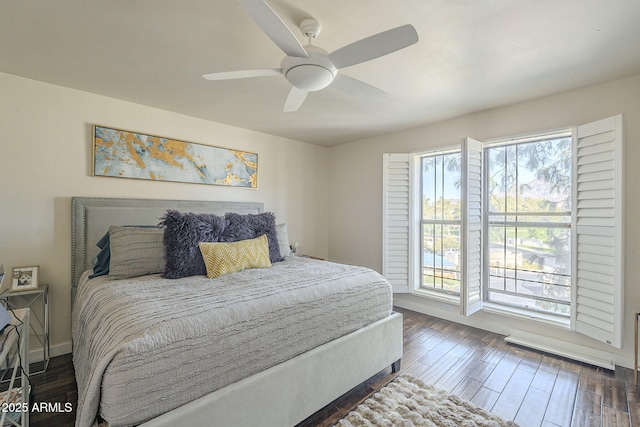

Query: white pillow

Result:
[275,223,293,257]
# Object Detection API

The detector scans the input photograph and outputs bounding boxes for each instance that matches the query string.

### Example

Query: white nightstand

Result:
[0,308,30,427]
[635,312,639,385]
[1,286,49,374]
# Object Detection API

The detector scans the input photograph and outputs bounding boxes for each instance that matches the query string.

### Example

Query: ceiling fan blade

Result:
[283,87,309,112]
[237,0,308,58]
[331,74,388,99]
[203,68,281,81]
[328,24,418,69]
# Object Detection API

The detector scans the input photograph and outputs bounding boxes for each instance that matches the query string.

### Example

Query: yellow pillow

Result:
[199,234,272,278]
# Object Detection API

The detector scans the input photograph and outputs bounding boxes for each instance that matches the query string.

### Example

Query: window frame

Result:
[418,149,462,296]
[481,130,573,318]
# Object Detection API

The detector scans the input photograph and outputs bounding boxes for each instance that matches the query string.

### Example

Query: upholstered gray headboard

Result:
[71,197,263,303]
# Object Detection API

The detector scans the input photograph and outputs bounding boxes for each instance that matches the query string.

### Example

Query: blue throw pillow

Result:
[89,232,111,278]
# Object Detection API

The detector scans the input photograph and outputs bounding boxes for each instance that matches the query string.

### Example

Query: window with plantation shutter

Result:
[381,115,624,349]
[572,115,624,348]
[382,153,412,293]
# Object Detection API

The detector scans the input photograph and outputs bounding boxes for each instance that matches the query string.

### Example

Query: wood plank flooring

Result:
[24,307,639,426]
[298,307,639,427]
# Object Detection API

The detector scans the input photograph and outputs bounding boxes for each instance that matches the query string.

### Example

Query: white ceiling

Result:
[2,0,640,147]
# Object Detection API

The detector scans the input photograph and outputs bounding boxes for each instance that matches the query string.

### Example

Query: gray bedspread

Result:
[72,257,392,427]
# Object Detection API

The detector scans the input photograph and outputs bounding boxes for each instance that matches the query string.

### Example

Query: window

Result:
[420,152,461,294]
[485,133,572,316]
[383,115,624,348]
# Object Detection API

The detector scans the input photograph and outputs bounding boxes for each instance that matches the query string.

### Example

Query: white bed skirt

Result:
[140,311,403,427]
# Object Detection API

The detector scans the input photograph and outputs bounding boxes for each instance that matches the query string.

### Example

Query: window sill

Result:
[412,288,460,305]
[482,302,570,328]
[407,290,570,329]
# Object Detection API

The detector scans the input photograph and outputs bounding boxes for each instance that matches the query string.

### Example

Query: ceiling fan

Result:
[203,0,418,112]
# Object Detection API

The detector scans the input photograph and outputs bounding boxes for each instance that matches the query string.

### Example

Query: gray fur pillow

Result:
[160,210,283,279]
[225,212,283,264]
[160,210,228,279]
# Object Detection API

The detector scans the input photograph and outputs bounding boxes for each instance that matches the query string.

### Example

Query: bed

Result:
[71,197,403,427]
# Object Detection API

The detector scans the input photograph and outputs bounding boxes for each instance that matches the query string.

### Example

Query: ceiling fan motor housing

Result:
[202,4,418,112]
[281,45,337,91]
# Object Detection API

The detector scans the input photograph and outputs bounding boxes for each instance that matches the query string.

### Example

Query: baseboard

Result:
[504,332,616,370]
[28,341,72,363]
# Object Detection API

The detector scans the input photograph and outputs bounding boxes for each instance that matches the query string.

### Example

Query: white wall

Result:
[328,73,640,369]
[0,72,329,357]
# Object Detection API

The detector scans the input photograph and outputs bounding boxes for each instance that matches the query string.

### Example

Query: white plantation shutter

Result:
[572,115,624,348]
[383,153,413,293]
[461,138,483,315]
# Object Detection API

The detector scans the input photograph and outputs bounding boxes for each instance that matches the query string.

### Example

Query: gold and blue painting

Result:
[93,125,258,188]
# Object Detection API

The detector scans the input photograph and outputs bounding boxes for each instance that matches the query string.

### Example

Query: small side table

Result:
[0,285,49,374]
[635,312,639,385]
[0,308,30,427]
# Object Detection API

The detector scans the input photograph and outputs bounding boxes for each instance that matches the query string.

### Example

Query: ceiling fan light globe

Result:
[281,46,337,91]
[286,65,335,91]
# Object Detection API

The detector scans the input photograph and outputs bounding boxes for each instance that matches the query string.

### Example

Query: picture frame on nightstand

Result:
[11,266,39,291]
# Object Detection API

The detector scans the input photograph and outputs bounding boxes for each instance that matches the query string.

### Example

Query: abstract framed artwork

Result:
[92,125,258,188]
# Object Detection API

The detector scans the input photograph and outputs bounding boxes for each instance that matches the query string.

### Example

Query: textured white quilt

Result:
[72,257,392,427]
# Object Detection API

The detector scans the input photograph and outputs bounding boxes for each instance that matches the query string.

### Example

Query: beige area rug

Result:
[334,374,519,427]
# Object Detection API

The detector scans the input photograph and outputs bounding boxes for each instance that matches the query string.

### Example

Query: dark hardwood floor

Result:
[25,307,639,426]
[29,354,77,427]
